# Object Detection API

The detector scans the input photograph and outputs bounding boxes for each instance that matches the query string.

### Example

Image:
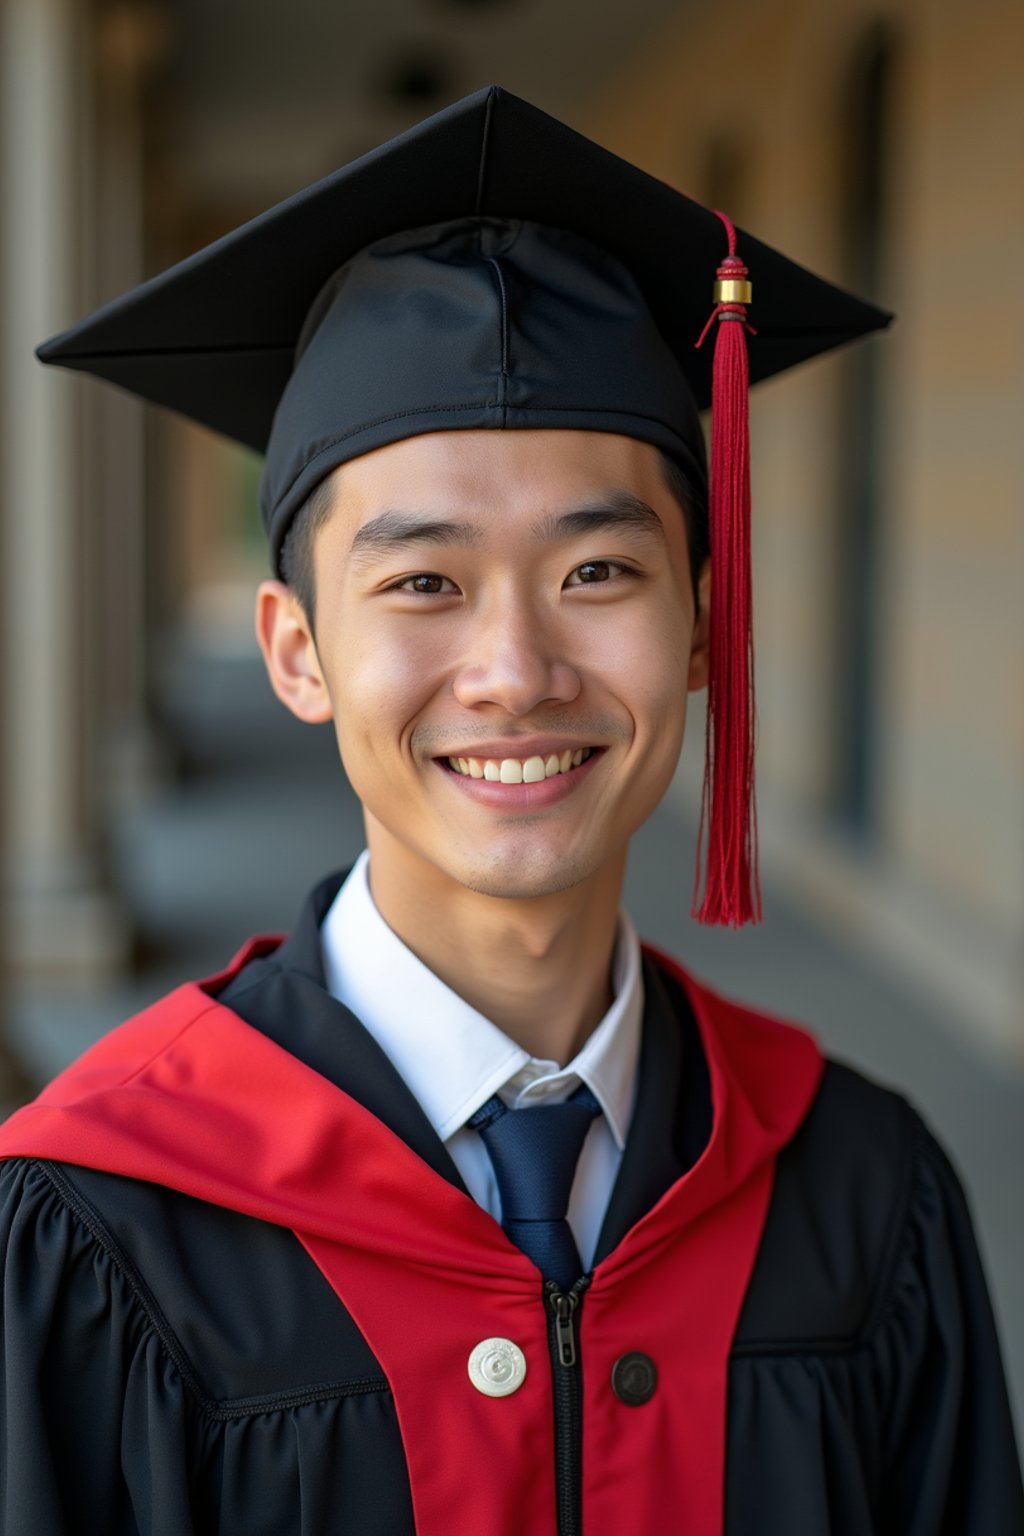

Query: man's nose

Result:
[451,597,581,716]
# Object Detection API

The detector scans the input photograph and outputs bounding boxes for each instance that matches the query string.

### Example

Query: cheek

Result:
[585,598,692,810]
[325,613,454,765]
[580,595,692,715]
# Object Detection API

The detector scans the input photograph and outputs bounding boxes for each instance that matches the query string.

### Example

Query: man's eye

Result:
[395,573,455,594]
[567,560,613,585]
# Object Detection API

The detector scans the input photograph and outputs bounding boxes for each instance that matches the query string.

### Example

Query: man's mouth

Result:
[442,748,595,784]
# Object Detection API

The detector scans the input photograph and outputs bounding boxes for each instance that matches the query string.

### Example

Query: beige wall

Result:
[582,0,1024,1056]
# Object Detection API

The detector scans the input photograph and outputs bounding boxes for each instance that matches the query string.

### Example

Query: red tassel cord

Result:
[692,213,762,926]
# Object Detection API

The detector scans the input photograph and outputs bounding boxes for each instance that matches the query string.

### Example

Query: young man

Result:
[1,88,1021,1535]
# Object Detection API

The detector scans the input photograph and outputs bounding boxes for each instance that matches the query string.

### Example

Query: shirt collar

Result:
[320,851,643,1150]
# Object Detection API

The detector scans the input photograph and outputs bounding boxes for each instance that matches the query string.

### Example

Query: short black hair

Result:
[279,474,337,626]
[279,445,709,630]
[660,450,709,609]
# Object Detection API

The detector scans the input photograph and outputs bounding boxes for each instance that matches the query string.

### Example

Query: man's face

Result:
[260,429,709,904]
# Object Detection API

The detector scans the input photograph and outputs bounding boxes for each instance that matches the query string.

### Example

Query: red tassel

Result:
[691,215,762,926]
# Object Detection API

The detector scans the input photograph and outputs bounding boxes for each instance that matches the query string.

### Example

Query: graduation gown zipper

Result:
[547,1275,589,1536]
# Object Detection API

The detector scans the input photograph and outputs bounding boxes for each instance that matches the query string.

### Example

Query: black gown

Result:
[1,874,1021,1534]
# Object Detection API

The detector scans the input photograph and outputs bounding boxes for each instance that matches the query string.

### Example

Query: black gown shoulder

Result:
[730,1058,1024,1533]
[0,1156,414,1535]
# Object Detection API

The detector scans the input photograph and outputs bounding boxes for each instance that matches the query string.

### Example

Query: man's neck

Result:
[363,833,626,1066]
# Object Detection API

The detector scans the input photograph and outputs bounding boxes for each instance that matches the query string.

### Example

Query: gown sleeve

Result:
[881,1114,1024,1534]
[0,1158,199,1536]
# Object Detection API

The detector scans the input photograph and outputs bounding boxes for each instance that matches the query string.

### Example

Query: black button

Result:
[611,1351,657,1406]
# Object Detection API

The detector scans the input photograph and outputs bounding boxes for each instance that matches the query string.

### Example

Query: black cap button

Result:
[611,1351,657,1406]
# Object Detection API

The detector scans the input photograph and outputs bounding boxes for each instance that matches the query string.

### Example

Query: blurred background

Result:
[1,0,1021,1427]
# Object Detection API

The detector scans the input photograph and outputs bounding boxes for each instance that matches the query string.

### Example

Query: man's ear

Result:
[255,580,334,724]
[687,559,711,693]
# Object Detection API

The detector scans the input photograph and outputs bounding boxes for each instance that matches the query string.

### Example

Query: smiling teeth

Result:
[447,749,593,781]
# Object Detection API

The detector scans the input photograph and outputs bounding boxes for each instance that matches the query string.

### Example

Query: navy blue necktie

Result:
[468,1083,601,1292]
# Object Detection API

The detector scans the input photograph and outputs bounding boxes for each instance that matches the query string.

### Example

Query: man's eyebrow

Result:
[533,492,667,543]
[349,510,483,566]
[348,491,666,567]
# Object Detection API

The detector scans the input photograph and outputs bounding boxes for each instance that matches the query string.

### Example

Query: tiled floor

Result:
[8,642,1023,1440]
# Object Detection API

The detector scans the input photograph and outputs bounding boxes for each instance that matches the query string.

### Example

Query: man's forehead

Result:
[313,430,674,556]
[331,428,669,513]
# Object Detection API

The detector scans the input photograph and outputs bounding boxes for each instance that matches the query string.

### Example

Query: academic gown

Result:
[0,873,1021,1536]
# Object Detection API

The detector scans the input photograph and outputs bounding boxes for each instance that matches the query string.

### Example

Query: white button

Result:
[467,1337,527,1397]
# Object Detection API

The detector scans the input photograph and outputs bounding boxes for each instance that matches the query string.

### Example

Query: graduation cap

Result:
[37,85,891,928]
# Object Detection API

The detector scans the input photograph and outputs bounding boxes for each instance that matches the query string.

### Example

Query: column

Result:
[0,0,128,978]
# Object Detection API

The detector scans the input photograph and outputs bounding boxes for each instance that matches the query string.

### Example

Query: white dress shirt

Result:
[320,851,644,1269]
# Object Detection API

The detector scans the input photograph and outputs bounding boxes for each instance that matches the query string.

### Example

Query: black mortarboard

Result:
[36,85,891,926]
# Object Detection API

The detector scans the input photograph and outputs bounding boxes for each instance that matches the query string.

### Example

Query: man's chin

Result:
[445,849,596,903]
